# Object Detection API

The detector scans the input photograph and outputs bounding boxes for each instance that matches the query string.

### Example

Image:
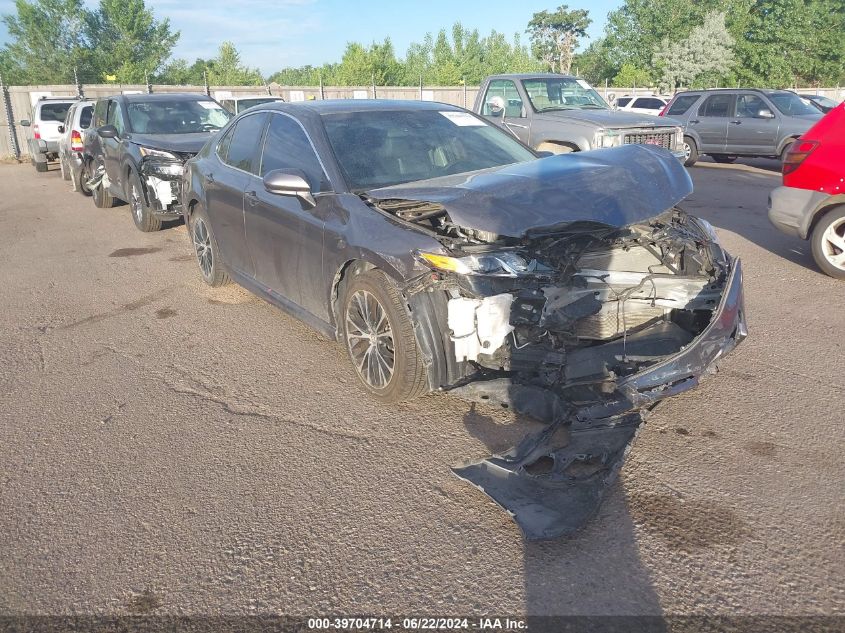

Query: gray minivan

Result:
[664,89,823,166]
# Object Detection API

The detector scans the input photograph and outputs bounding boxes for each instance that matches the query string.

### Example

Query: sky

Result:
[0,0,623,75]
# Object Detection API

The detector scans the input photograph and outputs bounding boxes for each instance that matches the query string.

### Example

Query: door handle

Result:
[689,119,700,124]
[730,120,742,125]
[245,190,259,206]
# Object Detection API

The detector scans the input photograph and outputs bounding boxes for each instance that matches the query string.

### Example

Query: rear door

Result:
[727,93,780,155]
[244,112,332,317]
[691,93,733,153]
[102,99,128,194]
[206,112,268,277]
[36,100,73,144]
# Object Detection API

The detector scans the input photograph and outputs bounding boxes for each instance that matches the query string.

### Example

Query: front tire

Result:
[91,159,116,208]
[127,170,162,232]
[810,206,845,279]
[683,137,699,167]
[60,155,70,180]
[340,269,428,402]
[191,206,229,287]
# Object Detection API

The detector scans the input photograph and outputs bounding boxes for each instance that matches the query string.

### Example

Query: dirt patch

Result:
[675,427,690,436]
[155,307,177,319]
[745,441,777,457]
[126,588,161,613]
[109,247,161,258]
[628,492,750,551]
[169,254,194,262]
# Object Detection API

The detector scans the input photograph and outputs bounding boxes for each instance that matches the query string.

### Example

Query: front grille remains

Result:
[623,131,673,149]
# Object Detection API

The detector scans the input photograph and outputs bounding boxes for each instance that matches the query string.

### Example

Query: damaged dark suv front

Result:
[186,101,746,540]
[85,93,231,231]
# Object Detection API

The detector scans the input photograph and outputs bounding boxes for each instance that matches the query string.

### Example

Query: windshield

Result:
[237,98,283,113]
[769,92,820,116]
[809,95,837,108]
[322,109,537,191]
[522,78,610,111]
[127,99,231,134]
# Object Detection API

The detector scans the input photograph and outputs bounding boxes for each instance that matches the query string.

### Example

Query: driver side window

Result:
[736,94,768,118]
[106,101,125,136]
[483,80,524,118]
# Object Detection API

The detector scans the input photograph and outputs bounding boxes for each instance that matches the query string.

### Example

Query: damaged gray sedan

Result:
[183,100,747,539]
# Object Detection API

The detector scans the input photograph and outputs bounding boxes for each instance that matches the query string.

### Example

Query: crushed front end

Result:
[137,147,195,215]
[377,193,746,539]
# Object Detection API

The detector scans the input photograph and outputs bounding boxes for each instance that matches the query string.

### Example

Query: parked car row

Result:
[29,94,748,538]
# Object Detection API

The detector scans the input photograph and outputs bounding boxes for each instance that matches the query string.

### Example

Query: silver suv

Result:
[57,99,95,194]
[20,96,78,172]
[664,89,823,166]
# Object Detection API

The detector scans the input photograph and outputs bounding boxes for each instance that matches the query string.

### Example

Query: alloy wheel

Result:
[193,218,213,279]
[345,290,395,389]
[130,182,143,223]
[683,142,691,160]
[820,217,845,271]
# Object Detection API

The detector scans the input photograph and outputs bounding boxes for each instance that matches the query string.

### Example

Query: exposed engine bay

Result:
[85,156,189,214]
[371,193,747,540]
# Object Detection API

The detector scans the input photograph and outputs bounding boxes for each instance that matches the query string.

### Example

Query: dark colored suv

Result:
[661,89,823,166]
[84,93,231,231]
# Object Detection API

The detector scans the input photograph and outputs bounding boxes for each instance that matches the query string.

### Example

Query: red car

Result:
[769,103,845,278]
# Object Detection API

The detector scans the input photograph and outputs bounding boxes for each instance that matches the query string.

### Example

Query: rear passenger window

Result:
[667,94,700,115]
[699,94,733,117]
[79,106,93,129]
[39,102,72,122]
[223,113,267,173]
[260,113,329,191]
[616,97,632,107]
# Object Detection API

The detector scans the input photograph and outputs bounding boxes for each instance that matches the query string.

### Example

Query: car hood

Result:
[536,108,680,129]
[366,145,693,239]
[129,133,216,155]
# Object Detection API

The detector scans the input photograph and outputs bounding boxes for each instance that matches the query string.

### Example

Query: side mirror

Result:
[757,108,775,119]
[263,169,316,208]
[57,125,65,134]
[487,96,506,118]
[19,119,30,127]
[98,125,118,139]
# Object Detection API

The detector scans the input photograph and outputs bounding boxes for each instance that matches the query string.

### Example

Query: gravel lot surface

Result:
[1,157,843,618]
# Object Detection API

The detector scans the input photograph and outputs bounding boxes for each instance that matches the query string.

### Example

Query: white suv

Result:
[615,95,670,116]
[20,97,78,172]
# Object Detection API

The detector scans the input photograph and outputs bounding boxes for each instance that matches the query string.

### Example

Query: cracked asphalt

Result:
[1,158,843,618]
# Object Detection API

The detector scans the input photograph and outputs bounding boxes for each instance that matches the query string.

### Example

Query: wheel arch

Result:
[806,200,845,240]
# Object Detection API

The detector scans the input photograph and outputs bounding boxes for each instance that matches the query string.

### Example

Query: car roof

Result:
[230,95,284,100]
[254,99,466,115]
[111,92,217,103]
[485,73,579,81]
[675,88,797,95]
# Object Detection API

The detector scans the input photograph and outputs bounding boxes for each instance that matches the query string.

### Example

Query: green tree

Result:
[1,0,91,83]
[653,12,735,91]
[85,0,178,83]
[613,62,652,87]
[526,5,591,73]
[207,42,262,86]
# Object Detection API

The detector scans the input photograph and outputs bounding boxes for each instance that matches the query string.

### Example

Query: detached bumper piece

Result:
[451,259,747,540]
[454,413,641,540]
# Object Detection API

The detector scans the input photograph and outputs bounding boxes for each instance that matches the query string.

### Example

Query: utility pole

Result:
[203,70,210,97]
[419,74,423,100]
[145,71,152,94]
[74,67,84,98]
[319,74,325,100]
[371,73,376,99]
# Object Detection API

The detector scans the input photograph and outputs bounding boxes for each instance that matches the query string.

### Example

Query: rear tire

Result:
[339,269,428,403]
[683,137,698,167]
[35,160,48,173]
[60,156,70,180]
[810,206,845,279]
[712,154,737,164]
[127,170,162,232]
[191,206,229,287]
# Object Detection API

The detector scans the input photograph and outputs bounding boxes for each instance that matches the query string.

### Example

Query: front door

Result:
[690,93,733,153]
[727,93,780,155]
[479,79,530,145]
[244,112,331,319]
[103,99,126,197]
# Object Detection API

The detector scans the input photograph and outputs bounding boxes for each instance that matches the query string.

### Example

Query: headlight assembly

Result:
[416,250,545,277]
[139,146,178,160]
